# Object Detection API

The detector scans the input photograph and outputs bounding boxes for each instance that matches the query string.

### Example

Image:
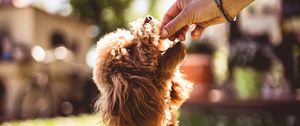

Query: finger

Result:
[160,2,182,31]
[181,25,189,33]
[176,25,189,41]
[169,35,176,41]
[190,18,224,40]
[170,25,188,41]
[177,32,185,41]
[191,25,205,40]
[160,10,190,39]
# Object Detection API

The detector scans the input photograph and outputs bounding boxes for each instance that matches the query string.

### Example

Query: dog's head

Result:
[93,16,164,87]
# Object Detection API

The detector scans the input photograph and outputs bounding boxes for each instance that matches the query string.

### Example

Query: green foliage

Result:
[233,67,263,100]
[179,112,285,126]
[70,0,133,37]
[148,0,159,18]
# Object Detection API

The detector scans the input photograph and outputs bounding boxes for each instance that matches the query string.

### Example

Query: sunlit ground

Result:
[0,114,102,126]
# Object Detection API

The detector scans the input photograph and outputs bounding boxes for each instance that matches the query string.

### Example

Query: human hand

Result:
[160,0,225,41]
[160,0,252,41]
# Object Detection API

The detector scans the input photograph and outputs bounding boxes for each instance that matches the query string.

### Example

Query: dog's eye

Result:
[126,48,131,53]
[126,48,132,55]
[126,45,135,55]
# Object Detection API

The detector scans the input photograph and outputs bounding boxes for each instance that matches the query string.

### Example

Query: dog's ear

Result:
[98,72,164,126]
[126,75,165,126]
[95,72,132,126]
[158,42,186,80]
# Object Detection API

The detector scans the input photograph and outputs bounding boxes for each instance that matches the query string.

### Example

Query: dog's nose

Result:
[144,16,152,24]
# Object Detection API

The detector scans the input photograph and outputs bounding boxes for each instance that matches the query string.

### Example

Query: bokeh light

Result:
[12,0,32,8]
[54,46,68,60]
[31,45,46,62]
[86,25,99,39]
[86,45,97,68]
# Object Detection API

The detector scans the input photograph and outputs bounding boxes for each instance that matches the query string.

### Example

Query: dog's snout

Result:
[144,16,152,24]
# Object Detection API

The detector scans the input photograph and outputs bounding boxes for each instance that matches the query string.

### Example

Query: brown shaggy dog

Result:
[93,16,193,126]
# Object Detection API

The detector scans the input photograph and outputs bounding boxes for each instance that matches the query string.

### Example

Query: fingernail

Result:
[160,29,168,38]
[194,31,200,36]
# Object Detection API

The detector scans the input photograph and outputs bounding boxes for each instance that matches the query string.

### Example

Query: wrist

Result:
[222,0,254,18]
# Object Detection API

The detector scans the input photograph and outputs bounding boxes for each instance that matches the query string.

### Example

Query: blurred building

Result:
[0,6,91,63]
[0,5,96,121]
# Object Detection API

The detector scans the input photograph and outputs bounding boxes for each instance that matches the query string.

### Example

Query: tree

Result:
[70,0,133,38]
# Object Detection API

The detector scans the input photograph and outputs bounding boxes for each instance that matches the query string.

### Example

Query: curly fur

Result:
[93,16,193,126]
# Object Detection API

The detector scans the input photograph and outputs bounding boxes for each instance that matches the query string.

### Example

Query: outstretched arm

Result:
[160,0,254,41]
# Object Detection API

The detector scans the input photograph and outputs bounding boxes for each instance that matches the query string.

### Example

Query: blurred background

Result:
[0,0,299,126]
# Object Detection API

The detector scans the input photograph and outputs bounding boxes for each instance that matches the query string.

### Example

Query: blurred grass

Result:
[1,114,102,126]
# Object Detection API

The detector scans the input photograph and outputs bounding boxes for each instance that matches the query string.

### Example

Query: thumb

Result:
[160,11,189,39]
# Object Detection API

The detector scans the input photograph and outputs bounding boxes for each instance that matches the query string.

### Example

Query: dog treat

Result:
[93,16,193,126]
